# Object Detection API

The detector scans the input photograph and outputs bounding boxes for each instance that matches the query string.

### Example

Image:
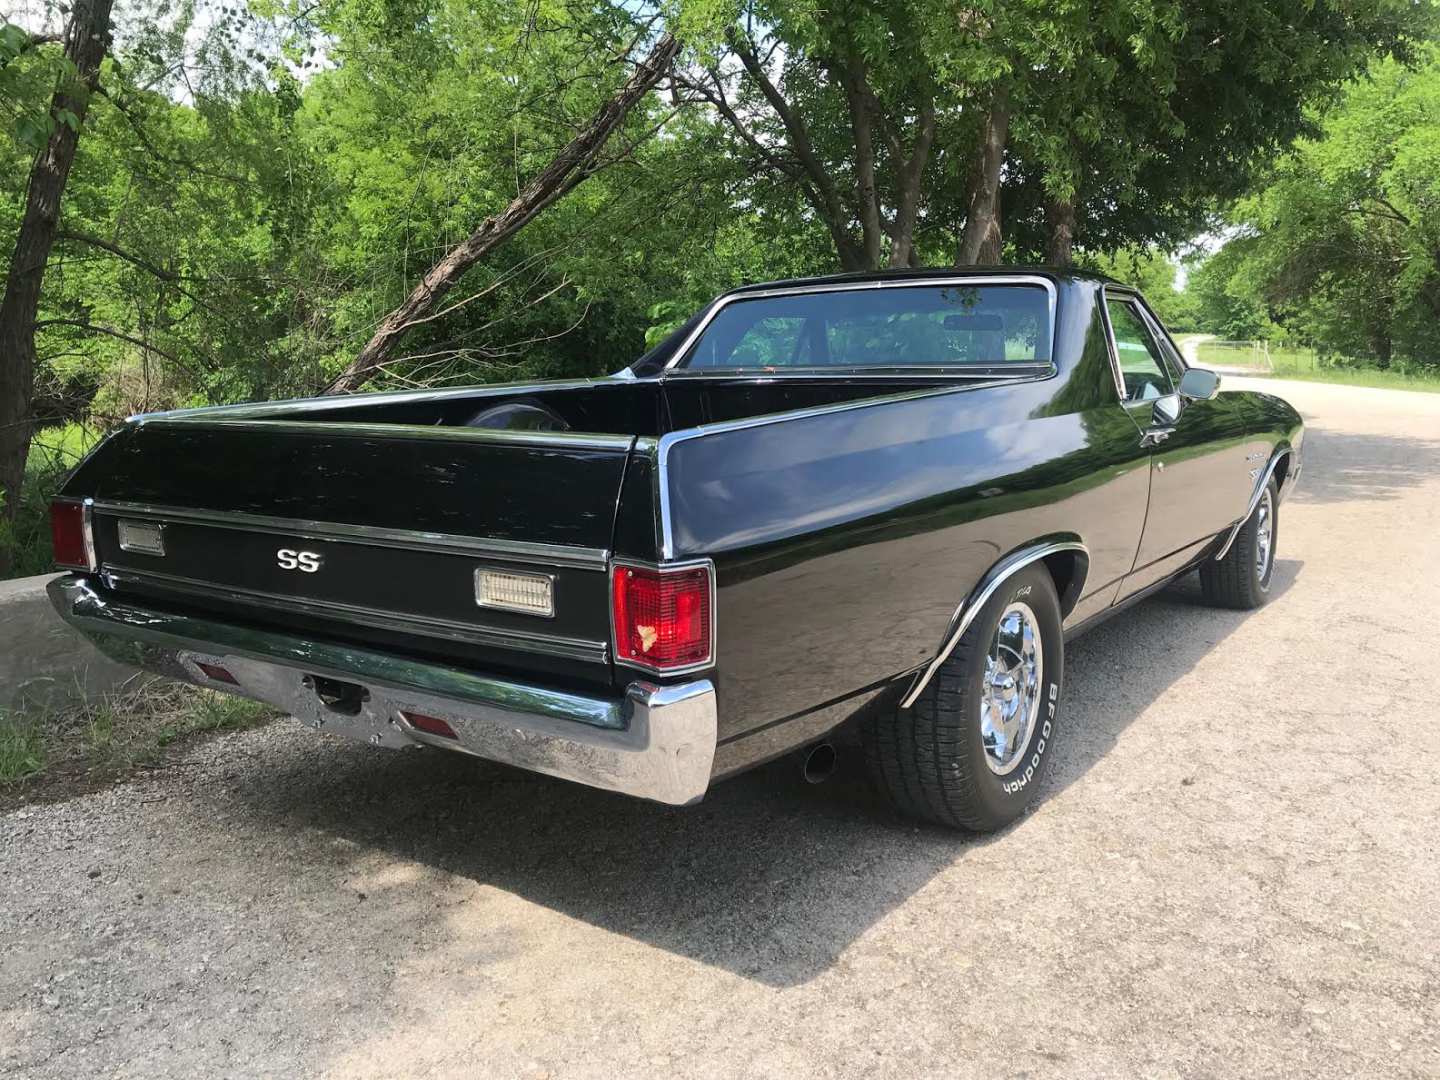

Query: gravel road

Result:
[3,378,1438,1079]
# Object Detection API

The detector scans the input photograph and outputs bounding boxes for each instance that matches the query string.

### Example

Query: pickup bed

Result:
[49,269,1303,831]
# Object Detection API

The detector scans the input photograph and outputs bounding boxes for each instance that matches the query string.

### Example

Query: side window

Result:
[703,316,811,368]
[1106,298,1174,400]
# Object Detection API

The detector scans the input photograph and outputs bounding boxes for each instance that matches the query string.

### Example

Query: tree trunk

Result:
[0,0,113,575]
[1372,329,1392,370]
[325,33,680,395]
[889,104,937,269]
[956,84,1010,266]
[1044,196,1076,267]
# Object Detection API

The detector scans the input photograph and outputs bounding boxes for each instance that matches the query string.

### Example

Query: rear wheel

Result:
[861,565,1064,832]
[1200,478,1278,609]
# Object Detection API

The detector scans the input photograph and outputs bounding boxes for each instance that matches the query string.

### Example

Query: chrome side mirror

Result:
[1178,367,1221,401]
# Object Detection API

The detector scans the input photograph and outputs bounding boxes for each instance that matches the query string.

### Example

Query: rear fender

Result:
[899,536,1088,709]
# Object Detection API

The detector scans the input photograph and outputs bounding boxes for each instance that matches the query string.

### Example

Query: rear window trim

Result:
[661,276,1059,375]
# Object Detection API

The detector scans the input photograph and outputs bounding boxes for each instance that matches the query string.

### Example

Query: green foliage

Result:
[0,682,275,791]
[1086,249,1198,331]
[1191,48,1440,369]
[0,423,103,576]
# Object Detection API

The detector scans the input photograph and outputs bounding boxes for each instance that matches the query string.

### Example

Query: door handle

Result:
[1140,427,1175,448]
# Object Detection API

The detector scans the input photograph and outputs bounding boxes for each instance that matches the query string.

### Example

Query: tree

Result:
[0,0,113,574]
[325,31,680,394]
[678,0,1433,273]
[1191,48,1440,368]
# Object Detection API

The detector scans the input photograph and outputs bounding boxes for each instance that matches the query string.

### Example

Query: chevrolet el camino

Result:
[48,269,1303,831]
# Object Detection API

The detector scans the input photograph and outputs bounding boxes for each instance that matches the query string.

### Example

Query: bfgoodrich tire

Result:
[1200,478,1278,610]
[861,564,1064,832]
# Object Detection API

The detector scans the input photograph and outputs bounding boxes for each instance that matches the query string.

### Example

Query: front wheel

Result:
[1200,478,1278,609]
[860,564,1064,832]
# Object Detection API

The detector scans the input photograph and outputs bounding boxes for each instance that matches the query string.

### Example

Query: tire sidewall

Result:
[953,566,1064,823]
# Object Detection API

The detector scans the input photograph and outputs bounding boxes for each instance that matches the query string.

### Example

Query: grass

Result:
[0,680,275,799]
[1192,340,1440,394]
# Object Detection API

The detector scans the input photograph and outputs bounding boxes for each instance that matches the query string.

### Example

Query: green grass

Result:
[1193,341,1440,393]
[0,682,275,794]
[0,713,47,782]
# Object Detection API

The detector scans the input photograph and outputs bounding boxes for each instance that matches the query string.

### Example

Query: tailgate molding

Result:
[91,500,609,569]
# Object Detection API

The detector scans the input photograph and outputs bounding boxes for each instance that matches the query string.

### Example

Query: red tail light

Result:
[50,499,95,571]
[611,561,713,673]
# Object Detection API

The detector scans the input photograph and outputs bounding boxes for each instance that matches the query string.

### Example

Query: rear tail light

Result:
[50,499,96,571]
[611,561,713,673]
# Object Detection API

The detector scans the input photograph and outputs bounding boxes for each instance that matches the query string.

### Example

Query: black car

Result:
[47,269,1303,831]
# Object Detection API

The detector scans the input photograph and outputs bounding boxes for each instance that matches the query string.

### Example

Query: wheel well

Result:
[1271,451,1291,492]
[1041,549,1088,617]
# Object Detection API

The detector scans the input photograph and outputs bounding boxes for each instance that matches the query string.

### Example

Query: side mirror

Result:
[1178,367,1221,401]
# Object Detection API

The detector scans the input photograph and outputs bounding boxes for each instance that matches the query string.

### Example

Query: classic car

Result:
[47,269,1303,831]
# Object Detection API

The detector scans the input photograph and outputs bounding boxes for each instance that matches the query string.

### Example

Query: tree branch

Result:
[323,32,680,395]
[727,31,864,269]
[33,318,186,367]
[55,230,179,282]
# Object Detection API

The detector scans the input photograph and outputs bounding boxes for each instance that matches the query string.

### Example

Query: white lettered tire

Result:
[861,565,1064,831]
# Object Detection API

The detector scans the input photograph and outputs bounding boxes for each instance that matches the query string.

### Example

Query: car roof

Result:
[719,266,1120,299]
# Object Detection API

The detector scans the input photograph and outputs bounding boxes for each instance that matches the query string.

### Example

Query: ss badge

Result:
[277,548,323,573]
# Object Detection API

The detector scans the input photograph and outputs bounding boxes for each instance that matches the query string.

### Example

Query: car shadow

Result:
[225,558,1301,990]
[1288,429,1440,505]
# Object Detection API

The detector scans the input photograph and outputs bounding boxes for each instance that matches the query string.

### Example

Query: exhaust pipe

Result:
[796,741,838,784]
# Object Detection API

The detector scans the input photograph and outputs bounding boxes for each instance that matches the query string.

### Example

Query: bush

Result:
[0,423,105,579]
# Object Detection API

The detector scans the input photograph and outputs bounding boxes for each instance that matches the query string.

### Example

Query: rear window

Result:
[679,284,1052,372]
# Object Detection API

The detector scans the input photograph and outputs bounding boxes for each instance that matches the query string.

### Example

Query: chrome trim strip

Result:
[89,501,610,570]
[900,540,1088,709]
[662,274,1059,372]
[82,497,97,571]
[1097,286,1132,402]
[101,566,609,664]
[608,557,718,676]
[131,416,638,453]
[49,575,717,805]
[126,377,622,422]
[660,365,1053,381]
[1214,449,1292,561]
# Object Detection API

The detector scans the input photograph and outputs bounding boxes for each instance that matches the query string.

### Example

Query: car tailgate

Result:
[73,418,635,688]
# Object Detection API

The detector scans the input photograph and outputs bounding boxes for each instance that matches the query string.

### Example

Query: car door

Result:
[1105,289,1253,598]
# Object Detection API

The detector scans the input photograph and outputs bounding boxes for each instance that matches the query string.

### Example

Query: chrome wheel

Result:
[1255,488,1274,584]
[979,601,1043,775]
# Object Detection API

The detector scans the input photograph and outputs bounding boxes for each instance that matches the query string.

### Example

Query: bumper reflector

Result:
[401,711,458,740]
[195,661,239,685]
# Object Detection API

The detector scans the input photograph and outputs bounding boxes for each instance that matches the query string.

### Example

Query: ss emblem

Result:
[277,548,323,573]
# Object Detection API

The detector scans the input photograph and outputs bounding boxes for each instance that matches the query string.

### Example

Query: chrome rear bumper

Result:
[48,575,717,805]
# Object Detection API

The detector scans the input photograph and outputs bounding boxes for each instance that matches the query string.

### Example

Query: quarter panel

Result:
[668,286,1153,742]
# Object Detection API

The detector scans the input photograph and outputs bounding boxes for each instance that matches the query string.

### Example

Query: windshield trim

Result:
[661,274,1058,374]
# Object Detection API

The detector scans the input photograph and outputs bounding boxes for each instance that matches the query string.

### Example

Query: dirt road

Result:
[3,378,1438,1078]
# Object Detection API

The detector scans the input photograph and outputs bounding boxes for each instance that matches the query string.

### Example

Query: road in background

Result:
[3,379,1438,1078]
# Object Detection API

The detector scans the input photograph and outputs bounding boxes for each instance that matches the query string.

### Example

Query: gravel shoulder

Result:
[3,378,1439,1078]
